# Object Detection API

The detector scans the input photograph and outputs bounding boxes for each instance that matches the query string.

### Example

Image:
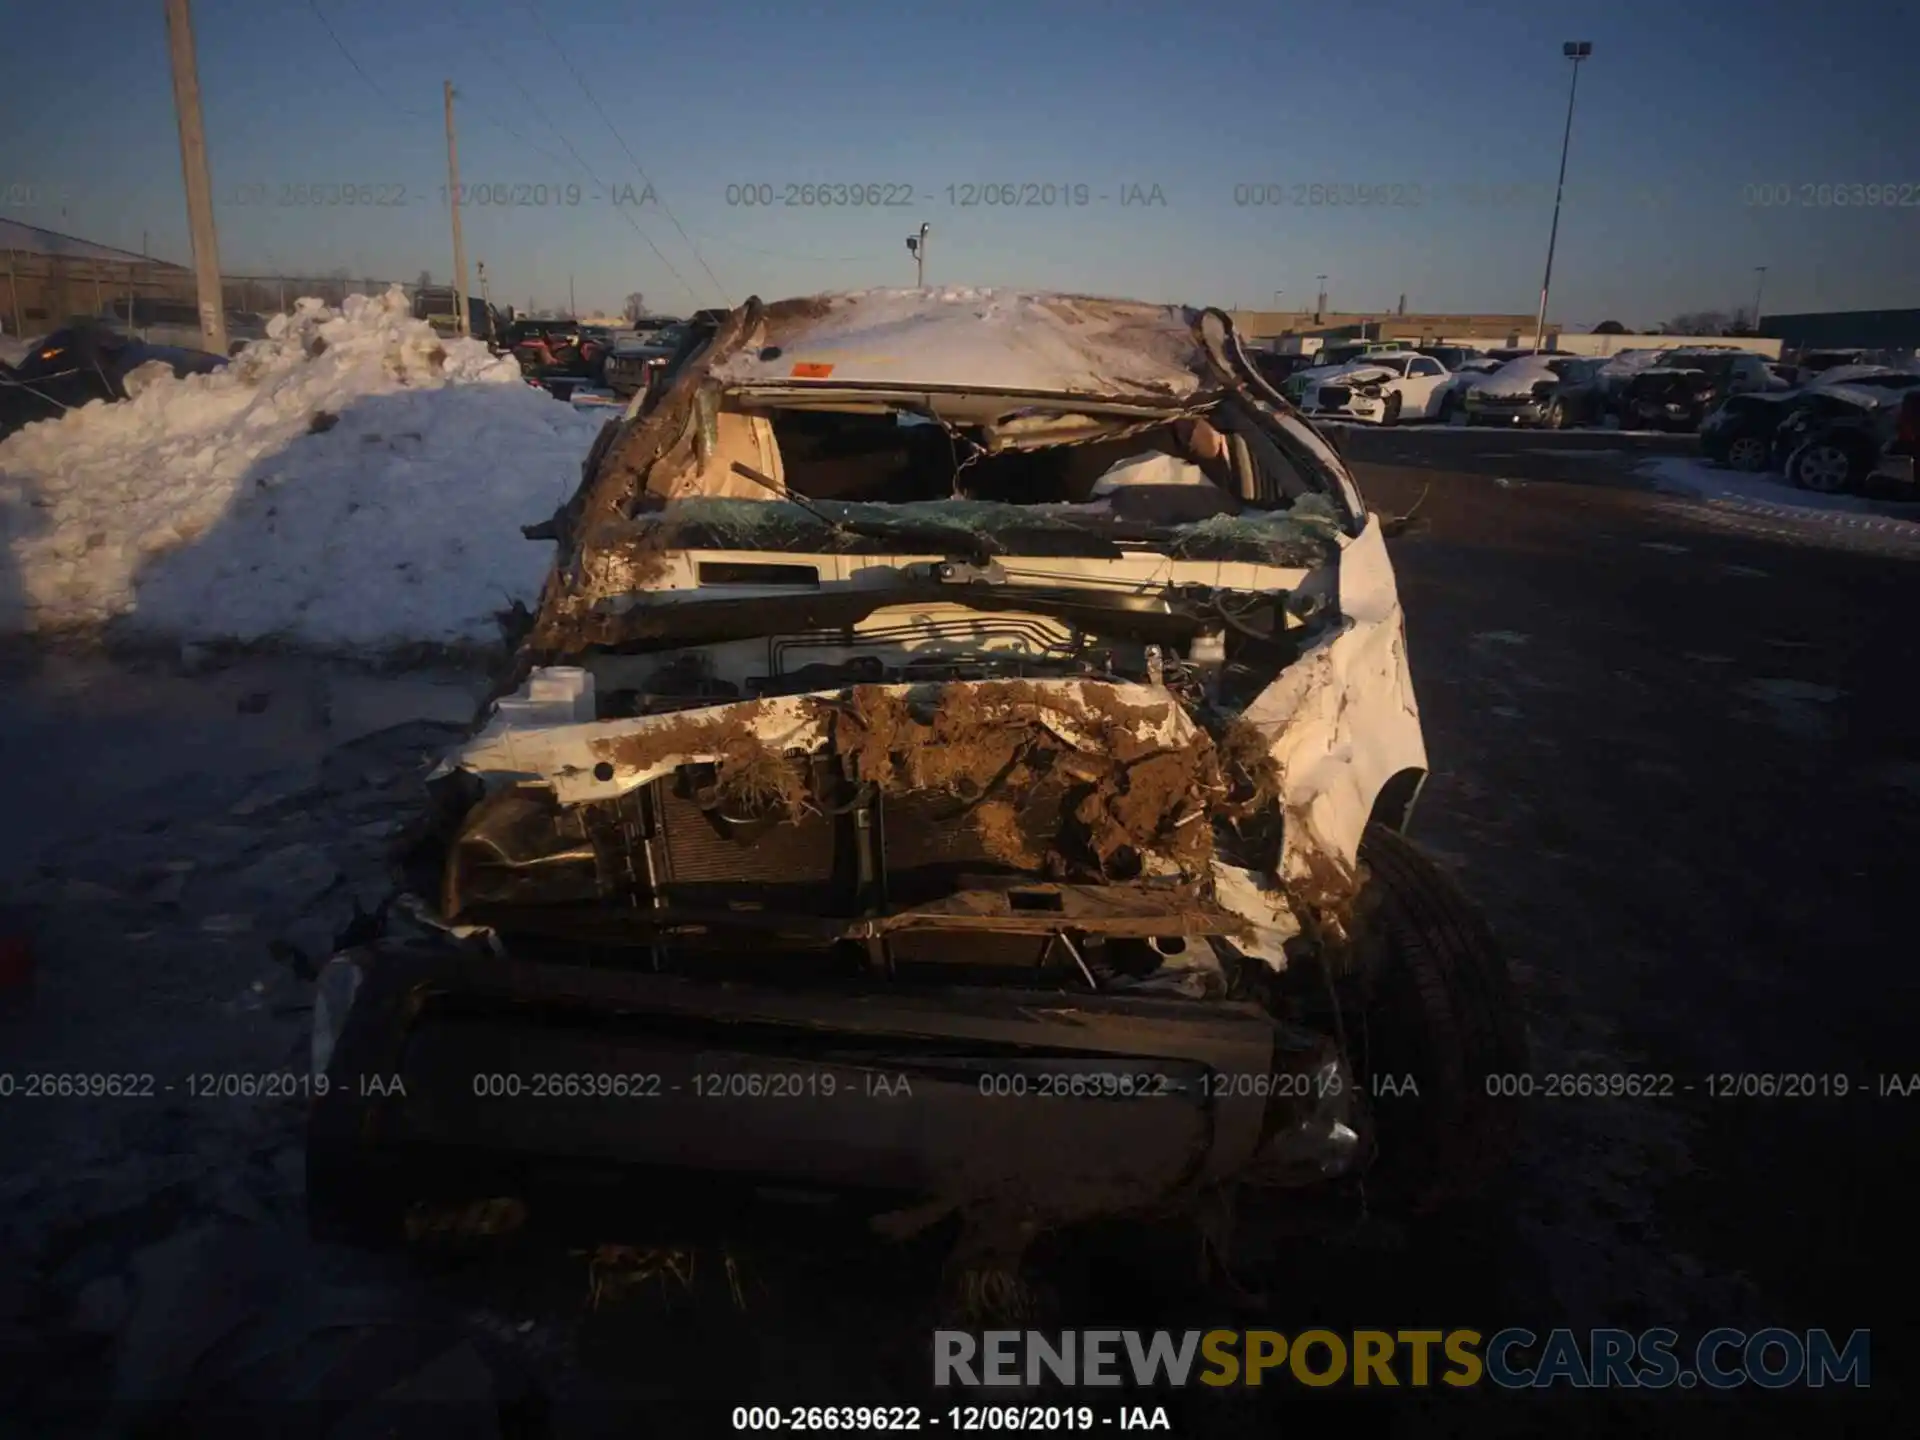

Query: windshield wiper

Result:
[729,462,996,565]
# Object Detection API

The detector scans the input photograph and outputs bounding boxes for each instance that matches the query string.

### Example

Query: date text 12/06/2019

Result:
[722,183,1168,208]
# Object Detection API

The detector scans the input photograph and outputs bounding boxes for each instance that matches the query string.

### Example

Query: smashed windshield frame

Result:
[618,492,1347,570]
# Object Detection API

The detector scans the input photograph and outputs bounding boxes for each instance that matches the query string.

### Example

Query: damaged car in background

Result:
[307,289,1527,1275]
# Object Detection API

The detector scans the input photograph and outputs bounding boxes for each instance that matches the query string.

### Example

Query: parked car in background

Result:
[1430,357,1504,421]
[505,320,610,389]
[1791,347,1873,380]
[97,297,266,356]
[0,323,225,440]
[603,318,689,395]
[1412,345,1485,371]
[1461,354,1596,426]
[412,288,505,344]
[1771,383,1910,492]
[1803,364,1920,397]
[1697,389,1870,471]
[1699,392,1801,470]
[1614,351,1772,432]
[1782,407,1892,494]
[1251,351,1322,391]
[1879,390,1920,489]
[1277,342,1413,404]
[1300,351,1457,424]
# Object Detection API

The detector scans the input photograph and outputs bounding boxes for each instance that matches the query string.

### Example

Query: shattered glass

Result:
[619,492,1343,568]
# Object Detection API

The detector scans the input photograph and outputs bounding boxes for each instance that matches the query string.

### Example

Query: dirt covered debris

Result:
[572,681,1286,880]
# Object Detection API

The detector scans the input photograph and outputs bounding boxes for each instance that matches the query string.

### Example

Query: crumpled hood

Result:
[1329,365,1397,386]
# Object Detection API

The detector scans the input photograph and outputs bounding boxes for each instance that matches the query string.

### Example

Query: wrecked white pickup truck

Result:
[307,289,1526,1263]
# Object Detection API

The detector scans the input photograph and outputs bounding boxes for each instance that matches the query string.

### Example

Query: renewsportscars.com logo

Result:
[933,1328,1871,1390]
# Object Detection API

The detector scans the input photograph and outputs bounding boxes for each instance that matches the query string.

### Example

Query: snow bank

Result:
[1642,455,1920,523]
[0,288,601,650]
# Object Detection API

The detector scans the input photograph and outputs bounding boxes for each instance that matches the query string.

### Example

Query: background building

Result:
[1760,309,1920,354]
[1230,309,1549,349]
[0,218,192,336]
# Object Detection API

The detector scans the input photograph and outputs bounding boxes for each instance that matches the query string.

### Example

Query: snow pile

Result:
[0,288,601,650]
[1642,455,1920,528]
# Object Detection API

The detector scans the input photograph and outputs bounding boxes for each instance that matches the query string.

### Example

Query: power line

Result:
[516,0,730,307]
[440,4,703,308]
[684,229,885,265]
[312,0,573,171]
[431,2,587,170]
[306,0,434,119]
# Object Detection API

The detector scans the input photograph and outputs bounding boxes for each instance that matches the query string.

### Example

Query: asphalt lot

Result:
[1333,448,1918,1433]
[1,428,1914,1436]
[1331,417,1701,485]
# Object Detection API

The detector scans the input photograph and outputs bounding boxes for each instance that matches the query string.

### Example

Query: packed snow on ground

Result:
[1641,455,1920,527]
[0,288,600,649]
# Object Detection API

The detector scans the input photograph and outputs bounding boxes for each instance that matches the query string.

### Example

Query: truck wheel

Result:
[1341,825,1528,1210]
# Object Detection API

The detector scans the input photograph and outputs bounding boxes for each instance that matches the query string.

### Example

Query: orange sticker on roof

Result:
[790,361,834,378]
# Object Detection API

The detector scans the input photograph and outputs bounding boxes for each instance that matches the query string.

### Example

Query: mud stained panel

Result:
[882,781,1067,899]
[655,782,839,889]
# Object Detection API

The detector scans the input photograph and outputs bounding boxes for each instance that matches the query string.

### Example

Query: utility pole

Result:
[443,80,470,337]
[569,272,576,317]
[1750,265,1768,332]
[906,223,929,286]
[1314,275,1327,322]
[1534,41,1593,354]
[164,0,227,355]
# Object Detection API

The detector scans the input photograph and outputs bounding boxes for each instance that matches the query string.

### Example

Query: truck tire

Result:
[1342,824,1528,1210]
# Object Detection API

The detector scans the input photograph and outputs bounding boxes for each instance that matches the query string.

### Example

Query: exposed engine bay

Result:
[309,292,1480,1252]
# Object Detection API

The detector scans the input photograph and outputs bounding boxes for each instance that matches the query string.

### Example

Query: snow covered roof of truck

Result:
[710,288,1212,402]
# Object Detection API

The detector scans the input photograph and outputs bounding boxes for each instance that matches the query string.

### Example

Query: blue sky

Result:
[3,0,1916,325]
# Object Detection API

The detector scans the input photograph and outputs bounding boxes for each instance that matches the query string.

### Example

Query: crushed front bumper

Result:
[307,940,1364,1243]
[1464,397,1548,425]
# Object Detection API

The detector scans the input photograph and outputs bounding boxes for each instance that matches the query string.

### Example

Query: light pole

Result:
[1314,275,1327,321]
[906,223,930,287]
[1533,40,1592,354]
[1272,289,1283,310]
[1750,266,1768,332]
